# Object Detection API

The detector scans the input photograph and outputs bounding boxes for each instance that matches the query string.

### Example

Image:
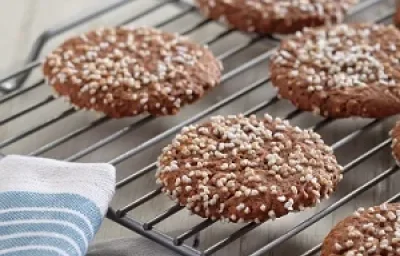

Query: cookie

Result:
[195,0,358,35]
[391,121,400,164]
[43,27,222,118]
[395,5,400,29]
[322,203,400,256]
[270,23,400,118]
[156,114,342,223]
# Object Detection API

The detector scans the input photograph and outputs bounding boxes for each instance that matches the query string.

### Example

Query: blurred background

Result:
[0,1,112,73]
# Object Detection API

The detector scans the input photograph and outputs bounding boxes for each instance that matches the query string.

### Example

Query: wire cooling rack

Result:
[1,0,400,255]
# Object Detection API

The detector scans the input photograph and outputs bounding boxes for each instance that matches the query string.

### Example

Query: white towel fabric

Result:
[0,155,116,256]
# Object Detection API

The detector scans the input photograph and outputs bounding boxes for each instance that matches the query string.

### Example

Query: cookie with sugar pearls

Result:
[322,203,400,256]
[270,23,400,118]
[195,0,358,34]
[43,26,222,118]
[156,114,342,223]
[395,4,400,29]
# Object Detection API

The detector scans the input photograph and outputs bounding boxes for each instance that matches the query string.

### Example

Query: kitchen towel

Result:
[0,155,115,256]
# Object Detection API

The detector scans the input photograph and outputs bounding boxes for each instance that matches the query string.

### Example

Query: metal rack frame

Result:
[1,0,399,255]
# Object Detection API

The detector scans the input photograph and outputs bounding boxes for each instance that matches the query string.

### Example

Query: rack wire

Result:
[1,0,399,255]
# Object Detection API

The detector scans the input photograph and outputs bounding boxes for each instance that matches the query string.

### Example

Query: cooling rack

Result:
[1,0,400,255]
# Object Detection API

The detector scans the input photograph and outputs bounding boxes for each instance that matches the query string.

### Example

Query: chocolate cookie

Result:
[395,6,400,29]
[391,121,400,164]
[270,23,400,118]
[43,27,222,118]
[322,203,400,256]
[195,0,358,34]
[156,114,342,223]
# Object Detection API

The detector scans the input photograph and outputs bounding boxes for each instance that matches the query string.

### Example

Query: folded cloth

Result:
[0,155,115,256]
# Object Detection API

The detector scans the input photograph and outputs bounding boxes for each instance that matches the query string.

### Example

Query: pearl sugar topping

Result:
[157,114,342,223]
[273,24,400,91]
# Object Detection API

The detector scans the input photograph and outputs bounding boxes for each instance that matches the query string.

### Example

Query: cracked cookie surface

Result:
[270,23,400,118]
[195,0,358,34]
[43,27,222,118]
[156,114,342,223]
[322,204,400,256]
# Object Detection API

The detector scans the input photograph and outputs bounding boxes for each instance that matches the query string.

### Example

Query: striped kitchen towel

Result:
[0,155,116,256]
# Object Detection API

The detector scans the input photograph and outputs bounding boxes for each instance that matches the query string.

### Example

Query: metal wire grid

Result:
[0,0,399,255]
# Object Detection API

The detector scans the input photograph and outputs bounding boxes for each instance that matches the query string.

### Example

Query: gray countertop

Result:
[1,0,399,255]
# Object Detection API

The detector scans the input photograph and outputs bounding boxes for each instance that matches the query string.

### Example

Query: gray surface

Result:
[0,0,399,255]
[88,237,178,256]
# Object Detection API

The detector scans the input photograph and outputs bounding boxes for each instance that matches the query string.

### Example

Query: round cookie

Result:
[270,23,400,118]
[156,114,342,223]
[195,0,358,35]
[43,27,222,118]
[395,4,400,28]
[322,203,400,256]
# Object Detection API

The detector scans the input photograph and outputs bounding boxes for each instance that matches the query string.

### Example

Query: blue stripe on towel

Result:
[0,236,80,255]
[2,248,67,256]
[0,192,103,256]
[0,245,71,256]
[0,222,87,252]
[0,192,102,230]
[0,210,93,239]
